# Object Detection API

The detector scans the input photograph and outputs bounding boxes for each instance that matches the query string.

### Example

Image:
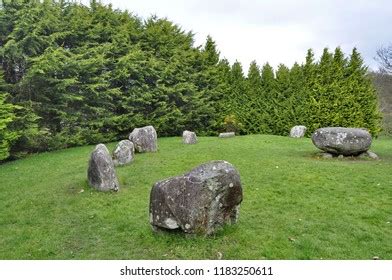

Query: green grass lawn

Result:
[0,134,391,260]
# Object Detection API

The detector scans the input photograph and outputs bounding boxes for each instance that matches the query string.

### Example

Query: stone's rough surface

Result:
[359,151,379,160]
[129,125,158,153]
[366,151,379,160]
[312,127,372,156]
[88,144,120,192]
[150,160,243,235]
[321,152,334,159]
[290,125,307,138]
[112,140,134,166]
[219,132,235,138]
[182,130,197,144]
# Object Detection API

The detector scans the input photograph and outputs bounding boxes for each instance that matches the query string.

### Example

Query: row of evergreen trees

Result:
[227,48,381,137]
[0,0,381,161]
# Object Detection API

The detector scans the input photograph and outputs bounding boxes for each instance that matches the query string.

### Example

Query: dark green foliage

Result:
[228,48,381,137]
[0,93,18,160]
[0,1,382,160]
[371,72,392,135]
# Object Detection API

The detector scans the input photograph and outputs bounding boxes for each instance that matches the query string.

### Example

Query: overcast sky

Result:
[84,0,391,72]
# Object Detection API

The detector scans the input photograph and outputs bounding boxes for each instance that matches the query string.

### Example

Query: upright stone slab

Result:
[312,127,372,156]
[182,130,197,144]
[129,125,158,153]
[113,140,134,166]
[219,132,235,138]
[150,160,243,235]
[290,125,307,138]
[88,144,119,192]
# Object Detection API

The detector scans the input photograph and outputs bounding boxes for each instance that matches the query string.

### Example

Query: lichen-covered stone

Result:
[312,127,372,156]
[88,144,119,192]
[113,140,134,166]
[366,151,379,160]
[219,132,235,138]
[182,130,197,144]
[290,125,307,138]
[359,151,379,160]
[149,160,243,235]
[129,125,158,153]
[321,152,334,159]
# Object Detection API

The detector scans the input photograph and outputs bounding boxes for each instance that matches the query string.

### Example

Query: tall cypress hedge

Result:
[0,1,382,161]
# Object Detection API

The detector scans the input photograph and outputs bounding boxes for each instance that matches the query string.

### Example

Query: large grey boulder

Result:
[88,144,120,192]
[129,125,158,153]
[312,127,372,156]
[290,125,307,138]
[219,132,235,138]
[182,130,197,144]
[149,160,243,235]
[113,140,134,166]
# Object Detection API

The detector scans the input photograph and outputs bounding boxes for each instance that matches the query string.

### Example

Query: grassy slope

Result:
[0,135,391,260]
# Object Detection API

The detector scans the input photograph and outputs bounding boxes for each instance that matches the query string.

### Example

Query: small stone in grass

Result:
[217,252,223,260]
[321,152,334,159]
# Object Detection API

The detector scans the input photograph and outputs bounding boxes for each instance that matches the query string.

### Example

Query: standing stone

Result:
[290,125,307,138]
[129,125,158,153]
[182,130,197,144]
[312,127,372,156]
[112,140,134,166]
[150,160,243,236]
[88,144,119,192]
[219,132,235,138]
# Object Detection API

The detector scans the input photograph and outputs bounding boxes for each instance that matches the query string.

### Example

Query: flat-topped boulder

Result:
[219,132,235,138]
[312,127,372,156]
[88,144,119,192]
[129,125,158,153]
[182,130,197,144]
[149,160,243,235]
[290,125,307,138]
[112,140,134,166]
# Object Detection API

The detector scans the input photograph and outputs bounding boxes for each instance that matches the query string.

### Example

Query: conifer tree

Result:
[242,61,263,133]
[344,48,381,135]
[226,61,246,133]
[274,64,294,134]
[260,63,277,134]
[0,93,18,160]
[196,36,223,134]
[214,58,232,131]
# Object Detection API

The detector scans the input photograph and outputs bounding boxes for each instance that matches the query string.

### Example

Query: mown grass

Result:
[0,134,391,260]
